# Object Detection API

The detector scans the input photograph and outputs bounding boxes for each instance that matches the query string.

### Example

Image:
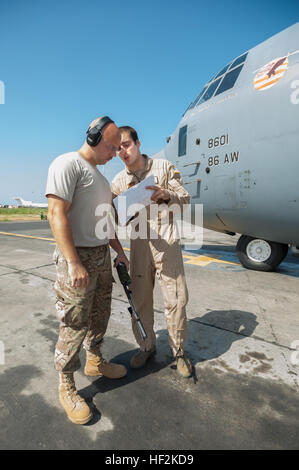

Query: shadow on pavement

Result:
[176,309,258,367]
[78,340,172,425]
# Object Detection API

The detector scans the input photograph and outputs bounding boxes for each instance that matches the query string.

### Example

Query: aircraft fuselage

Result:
[159,23,299,248]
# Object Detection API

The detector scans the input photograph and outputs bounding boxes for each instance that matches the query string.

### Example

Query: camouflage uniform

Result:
[53,244,112,373]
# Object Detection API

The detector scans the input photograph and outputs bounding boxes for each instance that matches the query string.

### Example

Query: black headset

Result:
[86,116,114,147]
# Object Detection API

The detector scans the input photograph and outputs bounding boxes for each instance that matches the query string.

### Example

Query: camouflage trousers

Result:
[53,244,112,373]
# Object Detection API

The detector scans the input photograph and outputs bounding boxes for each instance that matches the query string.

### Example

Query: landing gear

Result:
[236,235,288,271]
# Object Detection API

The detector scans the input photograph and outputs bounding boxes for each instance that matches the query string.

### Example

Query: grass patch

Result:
[0,208,48,221]
[0,208,48,215]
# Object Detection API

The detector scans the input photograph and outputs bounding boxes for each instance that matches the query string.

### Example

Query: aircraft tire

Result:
[236,235,288,272]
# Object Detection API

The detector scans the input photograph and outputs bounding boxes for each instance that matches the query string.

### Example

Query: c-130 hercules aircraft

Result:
[153,22,299,272]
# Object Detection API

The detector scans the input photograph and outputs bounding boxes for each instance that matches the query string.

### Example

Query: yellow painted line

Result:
[0,231,55,242]
[0,232,238,267]
[123,247,238,266]
[183,253,238,266]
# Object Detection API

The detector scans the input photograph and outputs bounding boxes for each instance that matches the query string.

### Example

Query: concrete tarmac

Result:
[0,221,299,450]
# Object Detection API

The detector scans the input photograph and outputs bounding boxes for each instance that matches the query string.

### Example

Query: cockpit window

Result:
[197,78,221,105]
[214,65,243,96]
[213,62,232,80]
[183,86,207,115]
[192,86,207,107]
[229,52,248,70]
[183,51,248,114]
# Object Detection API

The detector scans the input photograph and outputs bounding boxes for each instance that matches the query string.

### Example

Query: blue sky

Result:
[0,0,298,204]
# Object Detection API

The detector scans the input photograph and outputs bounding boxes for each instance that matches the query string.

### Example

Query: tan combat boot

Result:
[176,354,192,378]
[84,351,127,379]
[130,348,156,369]
[58,372,92,425]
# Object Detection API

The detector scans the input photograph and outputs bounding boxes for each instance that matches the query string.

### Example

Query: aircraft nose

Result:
[151,149,166,159]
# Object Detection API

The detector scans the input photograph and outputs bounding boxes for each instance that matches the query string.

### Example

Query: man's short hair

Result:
[119,126,139,144]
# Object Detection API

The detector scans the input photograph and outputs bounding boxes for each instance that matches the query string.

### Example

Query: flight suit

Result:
[111,156,190,357]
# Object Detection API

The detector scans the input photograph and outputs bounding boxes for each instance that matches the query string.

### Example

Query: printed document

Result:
[113,175,155,226]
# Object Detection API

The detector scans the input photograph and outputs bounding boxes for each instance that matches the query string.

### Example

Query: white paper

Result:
[114,175,155,226]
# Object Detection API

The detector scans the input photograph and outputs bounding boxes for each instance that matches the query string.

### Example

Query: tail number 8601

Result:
[208,134,229,148]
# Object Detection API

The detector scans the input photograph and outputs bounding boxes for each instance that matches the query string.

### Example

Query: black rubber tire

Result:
[236,235,288,272]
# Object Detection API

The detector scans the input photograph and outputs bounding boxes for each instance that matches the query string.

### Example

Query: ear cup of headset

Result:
[86,116,114,147]
[86,126,102,147]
